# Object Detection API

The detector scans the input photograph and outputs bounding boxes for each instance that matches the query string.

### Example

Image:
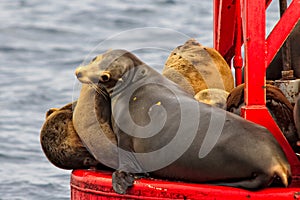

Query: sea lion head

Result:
[75,49,146,94]
[194,88,229,109]
[40,102,102,170]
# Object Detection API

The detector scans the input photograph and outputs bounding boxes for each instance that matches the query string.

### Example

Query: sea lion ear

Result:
[132,65,148,82]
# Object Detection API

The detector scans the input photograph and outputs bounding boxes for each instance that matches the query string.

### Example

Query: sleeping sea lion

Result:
[226,83,300,153]
[163,38,234,95]
[194,88,229,109]
[40,102,102,169]
[75,49,291,194]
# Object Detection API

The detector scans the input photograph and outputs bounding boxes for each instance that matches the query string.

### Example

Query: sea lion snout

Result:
[75,67,83,78]
[75,67,85,80]
[75,66,101,84]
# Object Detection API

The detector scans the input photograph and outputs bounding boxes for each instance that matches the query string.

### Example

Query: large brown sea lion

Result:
[75,49,291,194]
[163,39,234,95]
[226,83,300,152]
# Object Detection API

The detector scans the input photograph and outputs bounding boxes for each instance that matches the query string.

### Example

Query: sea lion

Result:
[40,102,102,170]
[267,21,300,80]
[294,94,300,140]
[194,88,229,109]
[73,55,119,170]
[75,49,291,194]
[226,83,300,153]
[163,38,234,95]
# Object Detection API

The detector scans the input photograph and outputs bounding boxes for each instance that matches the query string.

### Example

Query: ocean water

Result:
[0,0,281,199]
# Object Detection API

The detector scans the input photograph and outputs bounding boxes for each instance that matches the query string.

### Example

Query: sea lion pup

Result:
[226,83,300,153]
[75,49,291,194]
[194,88,229,109]
[163,38,234,95]
[40,102,102,170]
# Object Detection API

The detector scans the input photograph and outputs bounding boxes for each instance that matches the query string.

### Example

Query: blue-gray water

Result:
[0,1,281,199]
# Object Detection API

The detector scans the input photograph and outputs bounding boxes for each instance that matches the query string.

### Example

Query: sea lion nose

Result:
[75,67,83,78]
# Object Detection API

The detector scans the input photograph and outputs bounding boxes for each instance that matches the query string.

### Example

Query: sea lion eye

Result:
[100,71,111,82]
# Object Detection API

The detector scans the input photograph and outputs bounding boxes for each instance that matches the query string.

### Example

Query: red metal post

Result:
[213,0,236,65]
[213,0,220,51]
[233,0,243,86]
[241,0,266,106]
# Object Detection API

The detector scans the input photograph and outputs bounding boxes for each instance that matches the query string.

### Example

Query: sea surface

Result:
[0,0,281,199]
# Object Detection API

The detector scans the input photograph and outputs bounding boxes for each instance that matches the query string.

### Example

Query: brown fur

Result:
[163,39,234,95]
[40,102,102,170]
[194,88,229,109]
[226,84,299,152]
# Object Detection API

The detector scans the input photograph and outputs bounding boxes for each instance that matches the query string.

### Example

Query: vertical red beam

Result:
[213,0,220,50]
[233,0,243,86]
[241,0,266,106]
[213,0,236,64]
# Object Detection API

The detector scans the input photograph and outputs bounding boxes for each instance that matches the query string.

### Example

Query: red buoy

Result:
[71,169,300,200]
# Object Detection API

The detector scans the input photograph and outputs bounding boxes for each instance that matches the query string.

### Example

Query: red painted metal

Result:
[233,0,243,86]
[213,0,236,64]
[213,0,274,73]
[71,169,300,200]
[241,0,266,106]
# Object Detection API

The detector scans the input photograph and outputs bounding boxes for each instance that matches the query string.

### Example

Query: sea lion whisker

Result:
[89,82,108,100]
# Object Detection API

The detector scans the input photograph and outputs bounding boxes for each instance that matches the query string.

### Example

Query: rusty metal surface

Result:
[275,79,300,104]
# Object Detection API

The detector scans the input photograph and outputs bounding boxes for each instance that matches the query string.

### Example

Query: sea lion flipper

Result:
[216,167,290,189]
[112,170,135,194]
[214,173,270,189]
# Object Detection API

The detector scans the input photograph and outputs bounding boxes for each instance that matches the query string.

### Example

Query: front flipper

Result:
[112,170,135,194]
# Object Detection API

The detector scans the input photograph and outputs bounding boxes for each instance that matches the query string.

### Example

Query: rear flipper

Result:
[214,171,290,190]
